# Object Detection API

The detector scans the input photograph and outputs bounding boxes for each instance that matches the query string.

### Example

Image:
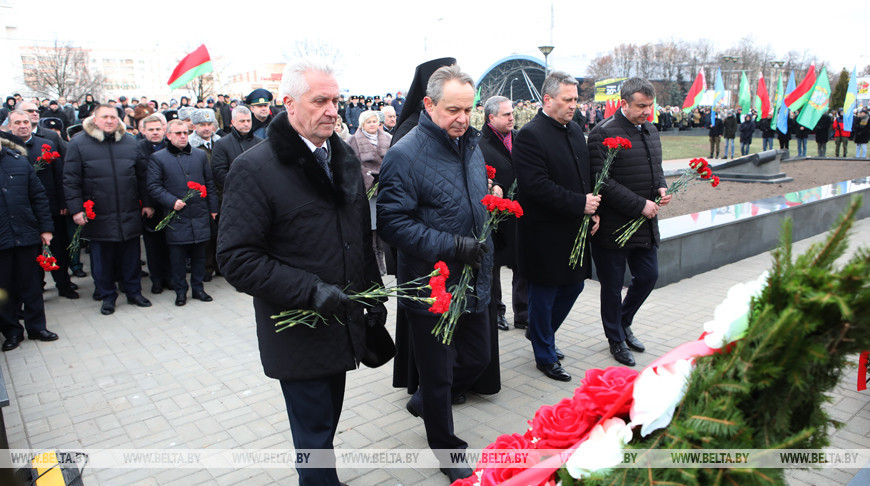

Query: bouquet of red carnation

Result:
[68,200,95,256]
[155,181,207,231]
[614,157,719,247]
[569,136,631,268]
[432,188,523,345]
[36,245,60,271]
[32,144,60,172]
[272,261,452,331]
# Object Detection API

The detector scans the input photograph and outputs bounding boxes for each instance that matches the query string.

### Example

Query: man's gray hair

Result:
[542,71,578,99]
[232,105,252,119]
[620,77,656,102]
[381,105,396,116]
[484,96,510,121]
[7,110,32,123]
[279,58,335,100]
[426,65,474,105]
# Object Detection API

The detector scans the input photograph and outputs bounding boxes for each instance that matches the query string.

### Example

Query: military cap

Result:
[191,109,216,125]
[366,97,373,103]
[66,124,84,138]
[163,109,179,121]
[39,117,63,130]
[178,107,196,121]
[376,101,385,108]
[246,88,273,106]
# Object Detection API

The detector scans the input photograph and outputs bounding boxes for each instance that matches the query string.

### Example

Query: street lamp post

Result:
[539,45,554,80]
[721,55,740,107]
[510,77,518,101]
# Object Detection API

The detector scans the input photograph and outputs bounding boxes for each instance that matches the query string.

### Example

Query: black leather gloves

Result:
[310,282,351,315]
[453,235,488,269]
[366,303,388,327]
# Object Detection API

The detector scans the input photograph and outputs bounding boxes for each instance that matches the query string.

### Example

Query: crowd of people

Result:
[1,59,867,485]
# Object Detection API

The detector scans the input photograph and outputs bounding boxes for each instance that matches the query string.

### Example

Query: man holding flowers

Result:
[588,77,671,367]
[513,71,599,383]
[377,64,491,482]
[217,59,384,486]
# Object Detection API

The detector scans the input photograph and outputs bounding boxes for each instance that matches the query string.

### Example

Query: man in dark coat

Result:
[724,110,738,158]
[246,88,274,139]
[513,72,599,383]
[147,119,219,306]
[589,78,671,367]
[708,113,724,159]
[137,114,173,294]
[479,96,528,331]
[0,137,59,351]
[217,60,385,486]
[6,111,77,299]
[377,64,490,482]
[17,101,66,159]
[64,105,154,315]
[814,111,832,156]
[211,105,263,193]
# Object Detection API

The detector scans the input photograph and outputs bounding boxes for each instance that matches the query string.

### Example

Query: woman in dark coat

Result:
[739,114,756,155]
[77,94,97,122]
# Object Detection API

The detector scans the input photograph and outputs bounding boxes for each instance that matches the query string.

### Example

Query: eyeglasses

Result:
[23,109,38,113]
[168,131,188,136]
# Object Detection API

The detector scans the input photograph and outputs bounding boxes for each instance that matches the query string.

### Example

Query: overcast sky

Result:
[13,0,870,94]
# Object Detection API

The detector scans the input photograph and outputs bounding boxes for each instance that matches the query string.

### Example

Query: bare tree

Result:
[612,44,637,77]
[282,39,344,75]
[21,40,104,102]
[585,54,615,79]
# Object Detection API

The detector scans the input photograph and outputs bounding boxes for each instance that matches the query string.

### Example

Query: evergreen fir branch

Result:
[807,196,860,269]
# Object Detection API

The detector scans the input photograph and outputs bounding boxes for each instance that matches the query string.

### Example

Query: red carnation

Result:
[574,366,639,418]
[434,261,450,279]
[485,165,496,180]
[711,175,720,187]
[698,166,713,179]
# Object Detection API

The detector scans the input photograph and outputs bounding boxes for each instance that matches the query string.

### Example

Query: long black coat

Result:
[25,135,65,216]
[514,110,592,285]
[211,127,262,193]
[589,107,666,250]
[0,139,53,250]
[217,111,382,381]
[479,123,519,268]
[147,143,218,245]
[63,116,149,242]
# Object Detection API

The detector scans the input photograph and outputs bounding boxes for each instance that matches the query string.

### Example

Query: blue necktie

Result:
[314,147,332,182]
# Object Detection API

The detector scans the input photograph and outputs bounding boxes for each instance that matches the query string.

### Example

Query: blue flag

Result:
[777,71,796,134]
[711,68,725,127]
[843,67,857,131]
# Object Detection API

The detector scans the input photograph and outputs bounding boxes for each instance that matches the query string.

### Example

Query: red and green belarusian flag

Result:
[754,73,771,120]
[167,44,213,90]
[681,68,706,113]
[784,63,816,111]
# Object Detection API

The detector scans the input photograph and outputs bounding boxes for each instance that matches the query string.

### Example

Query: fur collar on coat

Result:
[82,115,127,142]
[266,111,361,207]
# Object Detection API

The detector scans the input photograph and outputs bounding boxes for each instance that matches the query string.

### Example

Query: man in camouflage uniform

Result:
[470,102,485,130]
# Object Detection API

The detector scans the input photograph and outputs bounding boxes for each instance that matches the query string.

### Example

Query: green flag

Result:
[737,71,752,116]
[771,72,783,130]
[796,67,831,130]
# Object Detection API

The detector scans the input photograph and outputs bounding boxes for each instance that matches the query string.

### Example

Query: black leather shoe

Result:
[69,282,79,290]
[100,299,115,315]
[405,398,422,418]
[2,335,23,351]
[127,295,152,307]
[497,315,509,331]
[192,291,213,302]
[514,320,529,329]
[58,286,80,299]
[440,465,474,483]
[536,362,571,381]
[451,393,466,405]
[202,273,213,282]
[29,330,58,342]
[175,295,187,306]
[609,339,636,366]
[72,269,87,278]
[151,282,163,294]
[555,346,565,360]
[623,327,645,352]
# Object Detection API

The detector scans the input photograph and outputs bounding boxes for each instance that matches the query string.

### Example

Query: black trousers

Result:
[592,244,658,342]
[90,238,143,301]
[492,265,529,324]
[0,245,46,338]
[143,230,171,286]
[407,310,490,456]
[280,373,346,486]
[168,242,206,295]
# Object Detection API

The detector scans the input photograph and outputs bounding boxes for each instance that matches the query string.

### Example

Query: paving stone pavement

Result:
[2,218,869,486]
